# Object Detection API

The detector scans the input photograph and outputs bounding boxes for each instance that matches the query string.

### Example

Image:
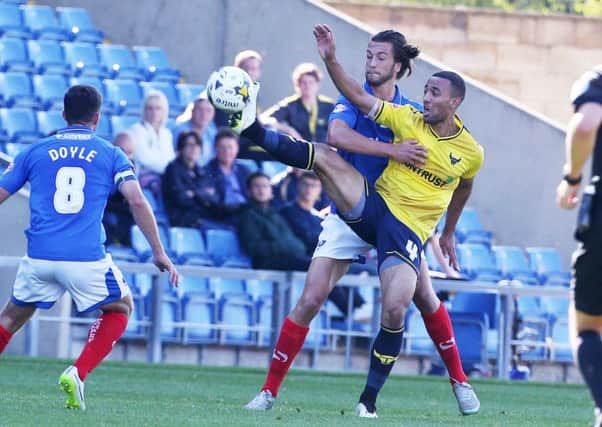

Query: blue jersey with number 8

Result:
[0,126,136,261]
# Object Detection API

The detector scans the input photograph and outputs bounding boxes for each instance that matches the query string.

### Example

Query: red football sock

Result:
[422,303,468,384]
[262,317,309,397]
[74,311,128,381]
[0,324,12,354]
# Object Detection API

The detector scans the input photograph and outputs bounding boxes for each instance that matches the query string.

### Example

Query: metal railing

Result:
[0,256,572,379]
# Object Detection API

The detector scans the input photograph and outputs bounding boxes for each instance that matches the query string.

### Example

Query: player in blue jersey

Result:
[0,85,179,410]
[245,30,479,417]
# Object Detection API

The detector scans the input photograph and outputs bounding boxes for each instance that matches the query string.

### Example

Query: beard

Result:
[365,67,396,87]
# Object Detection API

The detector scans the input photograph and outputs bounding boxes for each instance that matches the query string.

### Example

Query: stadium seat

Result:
[130,224,170,261]
[205,228,251,266]
[104,244,138,263]
[36,110,65,136]
[456,243,502,282]
[0,3,32,39]
[160,299,180,342]
[517,318,549,362]
[304,309,329,350]
[179,276,210,296]
[549,317,573,363]
[97,44,144,81]
[424,242,442,272]
[0,107,41,143]
[451,292,499,329]
[32,74,68,111]
[96,113,112,141]
[236,158,259,173]
[256,295,272,346]
[525,247,571,286]
[450,311,489,374]
[140,81,183,117]
[455,207,493,245]
[122,296,146,339]
[62,41,108,78]
[492,245,538,285]
[181,293,217,344]
[176,83,204,107]
[540,297,569,319]
[219,293,255,345]
[104,79,142,116]
[404,308,434,356]
[208,277,245,300]
[0,37,33,73]
[56,7,104,43]
[110,114,138,135]
[0,72,40,109]
[132,46,180,82]
[261,161,288,178]
[245,279,273,300]
[21,5,70,41]
[27,39,69,76]
[168,227,213,265]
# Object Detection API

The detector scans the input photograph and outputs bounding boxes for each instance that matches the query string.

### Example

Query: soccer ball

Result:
[206,66,252,113]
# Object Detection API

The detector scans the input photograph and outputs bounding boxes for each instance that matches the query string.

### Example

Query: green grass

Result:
[0,356,594,426]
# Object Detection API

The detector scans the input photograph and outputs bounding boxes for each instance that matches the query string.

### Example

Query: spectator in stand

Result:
[238,172,311,271]
[203,128,252,227]
[162,131,220,229]
[273,167,331,212]
[127,90,175,195]
[103,132,135,246]
[262,62,335,142]
[173,92,217,167]
[234,49,263,82]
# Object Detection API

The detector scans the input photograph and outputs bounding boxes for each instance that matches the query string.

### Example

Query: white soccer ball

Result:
[206,66,252,113]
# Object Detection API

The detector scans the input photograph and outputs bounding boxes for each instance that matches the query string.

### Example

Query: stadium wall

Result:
[40,0,576,261]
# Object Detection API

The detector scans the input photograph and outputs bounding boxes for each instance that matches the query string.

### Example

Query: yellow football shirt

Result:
[373,101,484,243]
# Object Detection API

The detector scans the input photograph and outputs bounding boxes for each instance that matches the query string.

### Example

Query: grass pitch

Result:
[0,356,593,426]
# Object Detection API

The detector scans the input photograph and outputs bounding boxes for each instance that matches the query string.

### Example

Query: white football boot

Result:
[244,389,275,411]
[452,381,480,415]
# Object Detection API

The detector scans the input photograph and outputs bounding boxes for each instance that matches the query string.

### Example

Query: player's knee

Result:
[297,290,328,318]
[413,284,440,314]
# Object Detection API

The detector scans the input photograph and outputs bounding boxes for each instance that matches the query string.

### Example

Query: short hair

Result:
[63,85,102,124]
[177,131,202,151]
[292,62,323,86]
[299,171,320,182]
[142,90,169,127]
[246,171,270,189]
[234,49,263,68]
[215,127,239,146]
[370,30,420,79]
[432,71,466,101]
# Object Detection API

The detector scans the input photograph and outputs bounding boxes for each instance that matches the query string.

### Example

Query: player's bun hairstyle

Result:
[176,131,202,151]
[432,71,466,101]
[64,85,102,124]
[371,30,420,79]
[214,127,239,147]
[246,171,270,189]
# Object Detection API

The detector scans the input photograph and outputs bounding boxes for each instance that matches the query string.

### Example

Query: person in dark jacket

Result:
[238,172,311,271]
[161,131,220,228]
[273,167,331,211]
[203,128,251,227]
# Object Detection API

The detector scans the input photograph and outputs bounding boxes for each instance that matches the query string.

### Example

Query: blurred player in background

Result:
[0,85,179,411]
[556,65,602,427]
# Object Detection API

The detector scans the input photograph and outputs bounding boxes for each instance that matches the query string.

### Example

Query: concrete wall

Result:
[327,1,602,124]
[37,0,576,263]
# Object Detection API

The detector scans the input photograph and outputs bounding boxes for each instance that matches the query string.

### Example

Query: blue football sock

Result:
[578,330,602,409]
[241,120,314,170]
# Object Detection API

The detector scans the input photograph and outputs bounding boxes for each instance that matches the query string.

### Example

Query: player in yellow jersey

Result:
[214,24,483,418]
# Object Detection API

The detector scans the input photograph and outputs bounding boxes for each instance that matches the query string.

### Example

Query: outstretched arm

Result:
[439,178,474,271]
[314,24,379,116]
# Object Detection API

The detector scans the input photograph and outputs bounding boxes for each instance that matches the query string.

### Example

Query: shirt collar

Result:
[363,81,401,104]
[57,125,94,134]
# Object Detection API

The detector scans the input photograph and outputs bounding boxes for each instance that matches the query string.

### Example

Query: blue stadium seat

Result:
[205,228,251,266]
[27,39,69,76]
[122,296,146,339]
[0,37,33,73]
[56,7,104,43]
[104,244,137,263]
[304,309,329,349]
[130,224,170,261]
[0,72,40,109]
[179,276,210,296]
[70,76,105,97]
[451,292,499,329]
[208,277,245,300]
[21,5,69,41]
[219,293,255,345]
[261,161,288,178]
[455,207,492,245]
[36,110,65,136]
[176,83,204,107]
[492,245,538,285]
[97,44,143,81]
[168,227,213,265]
[0,107,41,143]
[236,158,259,173]
[256,295,272,346]
[160,299,180,342]
[525,247,571,286]
[245,279,273,300]
[181,293,217,344]
[104,79,142,116]
[96,113,112,141]
[540,297,569,319]
[404,308,434,356]
[140,81,182,117]
[110,114,138,135]
[450,311,489,374]
[516,296,544,319]
[32,74,68,110]
[62,41,108,78]
[550,317,572,363]
[456,243,502,282]
[424,242,442,272]
[517,318,549,362]
[132,46,180,83]
[0,3,32,39]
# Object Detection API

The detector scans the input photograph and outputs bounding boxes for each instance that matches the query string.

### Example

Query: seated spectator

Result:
[262,62,334,142]
[161,131,220,228]
[173,92,217,167]
[127,90,175,194]
[203,128,252,226]
[273,167,331,211]
[238,172,311,271]
[103,132,135,246]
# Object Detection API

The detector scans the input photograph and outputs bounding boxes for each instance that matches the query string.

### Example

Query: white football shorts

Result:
[11,254,130,314]
[312,214,373,261]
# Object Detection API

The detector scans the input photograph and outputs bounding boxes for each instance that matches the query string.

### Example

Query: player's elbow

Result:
[326,122,348,148]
